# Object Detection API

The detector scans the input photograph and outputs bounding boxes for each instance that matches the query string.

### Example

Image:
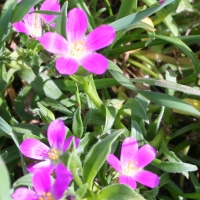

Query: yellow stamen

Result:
[38,192,53,200]
[70,40,86,59]
[123,160,138,176]
[47,148,59,160]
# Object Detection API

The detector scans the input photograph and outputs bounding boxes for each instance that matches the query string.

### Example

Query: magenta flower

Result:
[20,119,80,173]
[38,8,116,75]
[159,0,165,4]
[12,163,72,200]
[12,0,60,38]
[107,137,160,189]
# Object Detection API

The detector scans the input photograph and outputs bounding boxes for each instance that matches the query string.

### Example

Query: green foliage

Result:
[1,0,200,199]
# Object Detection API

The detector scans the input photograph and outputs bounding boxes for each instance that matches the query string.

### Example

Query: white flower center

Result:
[70,40,86,59]
[30,13,42,37]
[123,160,138,176]
[38,192,53,200]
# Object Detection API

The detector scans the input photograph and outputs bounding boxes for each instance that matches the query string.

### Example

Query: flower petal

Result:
[120,137,138,166]
[62,136,80,152]
[107,154,122,172]
[12,188,37,200]
[47,119,66,150]
[33,170,51,195]
[27,160,55,174]
[12,22,30,35]
[80,53,108,74]
[133,170,160,188]
[85,25,115,51]
[52,163,73,199]
[66,8,88,44]
[20,138,49,160]
[134,144,157,168]
[119,175,137,189]
[23,8,35,26]
[40,0,60,24]
[38,32,68,54]
[56,56,79,75]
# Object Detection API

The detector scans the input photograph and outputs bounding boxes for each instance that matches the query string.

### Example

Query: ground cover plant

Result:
[0,0,200,199]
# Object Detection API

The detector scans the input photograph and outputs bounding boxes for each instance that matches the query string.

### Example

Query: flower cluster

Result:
[12,119,80,199]
[11,0,160,199]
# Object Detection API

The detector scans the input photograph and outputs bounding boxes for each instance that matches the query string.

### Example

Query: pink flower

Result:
[159,0,165,4]
[38,8,116,75]
[12,163,72,200]
[12,0,60,38]
[107,137,160,189]
[20,119,80,173]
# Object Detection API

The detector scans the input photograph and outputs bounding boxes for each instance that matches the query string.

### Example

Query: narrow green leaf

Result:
[72,107,83,138]
[101,106,116,135]
[109,62,200,117]
[139,90,200,117]
[12,174,33,188]
[18,69,73,108]
[83,129,124,189]
[0,156,10,200]
[76,184,88,198]
[0,0,17,43]
[11,0,43,23]
[160,139,189,178]
[55,1,68,38]
[109,0,175,31]
[123,99,149,122]
[131,78,200,97]
[100,184,145,200]
[37,102,55,123]
[116,0,137,20]
[153,159,197,173]
[155,34,200,74]
[0,64,8,92]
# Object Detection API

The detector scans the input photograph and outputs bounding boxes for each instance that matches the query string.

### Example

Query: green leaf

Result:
[11,0,43,23]
[55,1,68,38]
[12,124,42,138]
[0,64,8,93]
[0,117,12,137]
[155,34,200,74]
[83,129,124,189]
[0,156,10,200]
[12,174,33,188]
[131,121,145,146]
[147,106,165,139]
[139,90,200,117]
[76,184,88,198]
[0,117,28,175]
[0,145,20,164]
[123,98,149,122]
[18,69,73,109]
[109,0,175,31]
[160,139,189,178]
[0,0,17,44]
[109,63,200,117]
[36,102,55,123]
[100,184,145,200]
[153,159,198,173]
[72,107,83,138]
[101,105,116,135]
[14,85,40,120]
[130,78,200,97]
